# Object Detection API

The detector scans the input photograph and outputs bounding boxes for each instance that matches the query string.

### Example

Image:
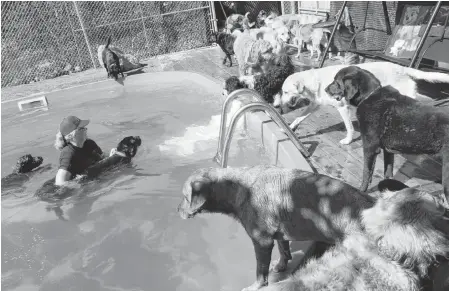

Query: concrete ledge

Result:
[245,111,313,172]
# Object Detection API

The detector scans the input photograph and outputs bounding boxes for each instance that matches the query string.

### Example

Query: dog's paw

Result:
[339,136,353,145]
[270,259,288,273]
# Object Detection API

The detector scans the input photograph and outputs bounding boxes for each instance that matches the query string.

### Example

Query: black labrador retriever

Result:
[1,154,44,193]
[324,66,449,202]
[35,136,142,198]
[102,36,124,80]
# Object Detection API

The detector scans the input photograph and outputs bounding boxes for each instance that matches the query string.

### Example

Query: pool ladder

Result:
[213,89,310,168]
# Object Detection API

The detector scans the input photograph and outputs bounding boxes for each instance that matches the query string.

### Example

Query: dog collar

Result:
[357,86,382,107]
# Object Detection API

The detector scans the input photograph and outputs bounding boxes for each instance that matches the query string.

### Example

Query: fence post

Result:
[138,2,150,49]
[73,1,97,69]
[210,1,218,33]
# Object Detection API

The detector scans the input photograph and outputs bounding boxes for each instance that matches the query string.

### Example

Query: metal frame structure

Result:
[318,1,448,72]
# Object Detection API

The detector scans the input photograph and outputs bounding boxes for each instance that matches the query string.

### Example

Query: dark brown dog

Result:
[102,36,124,80]
[324,66,449,202]
[177,165,374,290]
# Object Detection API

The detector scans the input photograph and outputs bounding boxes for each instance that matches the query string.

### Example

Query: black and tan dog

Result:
[1,154,44,193]
[261,179,449,291]
[178,165,375,290]
[35,136,142,199]
[102,36,124,80]
[324,66,449,202]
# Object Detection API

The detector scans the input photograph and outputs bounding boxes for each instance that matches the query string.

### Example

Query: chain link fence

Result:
[1,1,214,87]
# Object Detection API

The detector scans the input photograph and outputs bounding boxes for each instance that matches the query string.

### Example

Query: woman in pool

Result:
[54,115,105,185]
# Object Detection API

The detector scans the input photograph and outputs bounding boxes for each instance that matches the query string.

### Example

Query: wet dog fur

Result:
[35,136,142,199]
[177,165,375,290]
[324,66,449,201]
[260,179,449,291]
[1,154,44,192]
[102,36,124,80]
[85,136,141,178]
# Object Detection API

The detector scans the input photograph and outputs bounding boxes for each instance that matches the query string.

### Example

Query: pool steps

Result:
[214,88,313,172]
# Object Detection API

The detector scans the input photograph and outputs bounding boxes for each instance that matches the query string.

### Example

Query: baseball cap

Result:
[59,116,90,136]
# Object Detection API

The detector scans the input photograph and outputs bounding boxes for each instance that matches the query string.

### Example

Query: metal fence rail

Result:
[1,1,214,87]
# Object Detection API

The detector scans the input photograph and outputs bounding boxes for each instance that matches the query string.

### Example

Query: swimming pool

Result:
[1,72,275,290]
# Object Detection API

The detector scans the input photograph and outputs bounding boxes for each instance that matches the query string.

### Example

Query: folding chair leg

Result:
[318,1,347,68]
[410,1,442,68]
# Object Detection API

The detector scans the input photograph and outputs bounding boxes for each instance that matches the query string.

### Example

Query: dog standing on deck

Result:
[178,165,375,291]
[275,62,449,145]
[290,23,331,61]
[324,66,449,202]
[102,36,124,80]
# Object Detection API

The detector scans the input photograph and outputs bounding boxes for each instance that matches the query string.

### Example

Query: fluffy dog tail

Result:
[404,67,449,84]
[405,68,449,102]
[106,36,112,49]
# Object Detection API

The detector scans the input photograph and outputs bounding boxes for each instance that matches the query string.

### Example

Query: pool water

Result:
[1,72,273,291]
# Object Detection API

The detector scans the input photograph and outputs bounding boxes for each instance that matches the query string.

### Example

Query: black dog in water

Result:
[102,36,124,80]
[1,154,44,193]
[35,136,142,199]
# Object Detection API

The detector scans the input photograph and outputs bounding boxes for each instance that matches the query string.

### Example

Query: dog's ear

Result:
[189,177,211,210]
[378,179,409,193]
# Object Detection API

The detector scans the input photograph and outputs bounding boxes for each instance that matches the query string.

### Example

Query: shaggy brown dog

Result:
[260,180,449,291]
[177,165,375,291]
[324,66,449,201]
[102,36,124,80]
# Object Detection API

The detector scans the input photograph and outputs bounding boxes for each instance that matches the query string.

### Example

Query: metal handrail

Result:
[214,89,265,165]
[214,90,311,167]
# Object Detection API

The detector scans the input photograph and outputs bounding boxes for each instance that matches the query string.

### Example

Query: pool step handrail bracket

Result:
[214,89,311,168]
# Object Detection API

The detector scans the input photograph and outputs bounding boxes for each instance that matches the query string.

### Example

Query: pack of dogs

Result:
[4,7,449,291]
[206,8,449,291]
